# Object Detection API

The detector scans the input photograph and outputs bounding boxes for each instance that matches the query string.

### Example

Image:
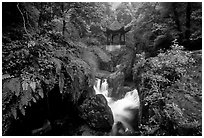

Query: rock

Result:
[99,61,114,72]
[95,70,111,79]
[31,120,52,136]
[77,88,95,106]
[115,86,133,100]
[79,94,114,132]
[78,124,107,136]
[108,71,125,98]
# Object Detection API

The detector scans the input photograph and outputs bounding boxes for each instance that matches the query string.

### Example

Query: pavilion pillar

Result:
[119,33,122,45]
[107,34,109,45]
[124,34,126,44]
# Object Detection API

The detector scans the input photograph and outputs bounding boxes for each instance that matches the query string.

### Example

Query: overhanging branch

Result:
[17,3,32,40]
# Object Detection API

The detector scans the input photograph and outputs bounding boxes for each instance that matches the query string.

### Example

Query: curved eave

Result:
[124,25,132,32]
[106,26,124,32]
[124,18,136,32]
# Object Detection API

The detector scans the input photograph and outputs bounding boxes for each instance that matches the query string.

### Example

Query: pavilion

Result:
[103,17,133,51]
[105,17,133,44]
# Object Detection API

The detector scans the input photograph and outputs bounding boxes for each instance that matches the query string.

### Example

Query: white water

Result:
[94,78,109,97]
[93,78,140,133]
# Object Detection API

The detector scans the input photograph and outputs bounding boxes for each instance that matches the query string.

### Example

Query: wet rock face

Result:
[108,71,125,98]
[99,61,114,72]
[115,86,133,100]
[79,94,114,132]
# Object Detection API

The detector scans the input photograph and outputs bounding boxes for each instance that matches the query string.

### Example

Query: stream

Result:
[93,77,140,135]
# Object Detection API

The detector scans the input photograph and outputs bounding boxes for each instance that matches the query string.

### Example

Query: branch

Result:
[25,10,33,29]
[17,3,32,40]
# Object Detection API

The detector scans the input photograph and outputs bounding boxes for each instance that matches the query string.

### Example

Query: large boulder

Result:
[79,94,114,132]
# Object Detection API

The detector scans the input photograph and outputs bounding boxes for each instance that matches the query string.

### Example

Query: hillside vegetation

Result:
[2,2,202,136]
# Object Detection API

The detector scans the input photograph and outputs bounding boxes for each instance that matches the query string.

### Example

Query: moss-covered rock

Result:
[79,94,114,132]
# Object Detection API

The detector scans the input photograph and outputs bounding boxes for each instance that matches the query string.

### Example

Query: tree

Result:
[159,2,202,42]
[130,2,202,54]
[116,2,132,26]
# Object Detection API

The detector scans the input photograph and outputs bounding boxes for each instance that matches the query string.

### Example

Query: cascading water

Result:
[94,78,108,97]
[100,79,108,96]
[93,78,101,95]
[93,78,140,135]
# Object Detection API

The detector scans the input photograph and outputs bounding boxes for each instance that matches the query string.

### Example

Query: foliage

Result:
[2,2,202,136]
[159,2,202,40]
[132,2,202,53]
[2,74,44,135]
[2,23,96,135]
[2,0,106,99]
[81,37,101,46]
[133,42,201,135]
[116,2,133,26]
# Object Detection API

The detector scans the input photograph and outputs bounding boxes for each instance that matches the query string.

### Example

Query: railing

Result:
[106,45,126,52]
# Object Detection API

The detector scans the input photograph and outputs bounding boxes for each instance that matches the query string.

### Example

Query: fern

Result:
[2,36,99,134]
[48,47,94,103]
[50,57,63,75]
[2,73,46,135]
[2,74,44,119]
[64,57,93,103]
[71,57,91,75]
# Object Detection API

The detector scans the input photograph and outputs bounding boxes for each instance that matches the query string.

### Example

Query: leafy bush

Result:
[133,41,201,135]
[81,37,101,46]
[2,30,98,135]
[2,73,45,135]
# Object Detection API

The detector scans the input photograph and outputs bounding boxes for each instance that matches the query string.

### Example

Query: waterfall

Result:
[100,79,108,97]
[94,78,108,97]
[93,78,140,134]
[93,78,101,95]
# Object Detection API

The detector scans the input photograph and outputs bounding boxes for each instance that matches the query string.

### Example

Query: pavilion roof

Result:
[107,20,124,31]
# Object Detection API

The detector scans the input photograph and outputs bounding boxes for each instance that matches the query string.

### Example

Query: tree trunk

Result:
[185,2,191,41]
[61,3,66,37]
[62,19,66,37]
[172,3,183,41]
[38,3,43,28]
[50,3,53,19]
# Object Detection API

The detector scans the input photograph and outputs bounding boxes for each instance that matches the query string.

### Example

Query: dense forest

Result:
[2,2,202,136]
